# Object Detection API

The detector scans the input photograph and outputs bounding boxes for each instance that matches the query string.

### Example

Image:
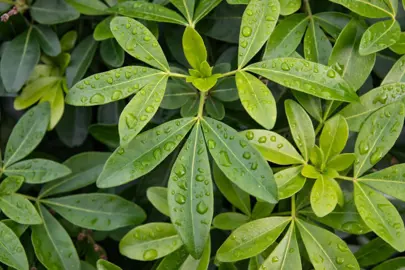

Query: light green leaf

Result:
[168,123,213,259]
[13,77,58,110]
[182,27,207,70]
[97,259,122,270]
[65,0,109,15]
[355,237,396,267]
[297,218,360,270]
[43,193,146,231]
[373,258,405,270]
[311,175,338,217]
[119,75,168,145]
[32,205,80,269]
[111,17,169,71]
[327,153,355,171]
[66,66,163,106]
[180,237,210,270]
[354,102,405,177]
[0,30,40,93]
[60,30,78,52]
[4,103,50,167]
[0,176,24,195]
[216,217,291,262]
[329,0,393,18]
[304,21,332,65]
[275,166,306,199]
[263,14,309,60]
[227,0,249,3]
[260,223,301,270]
[157,246,189,270]
[0,222,28,270]
[313,12,351,39]
[94,16,114,41]
[119,223,183,261]
[235,71,276,129]
[247,58,358,102]
[359,20,400,55]
[205,96,225,120]
[193,0,222,24]
[382,54,405,84]
[110,2,187,25]
[241,129,304,165]
[161,80,196,109]
[202,117,278,203]
[97,118,196,188]
[0,194,41,224]
[213,163,251,216]
[354,182,405,251]
[30,0,79,24]
[100,39,125,68]
[238,0,280,68]
[147,187,169,216]
[285,99,314,162]
[66,35,98,88]
[309,146,324,168]
[389,32,405,54]
[211,77,239,102]
[33,25,61,57]
[279,0,301,15]
[213,213,250,230]
[301,164,321,179]
[170,0,194,22]
[4,159,71,184]
[319,115,348,162]
[251,201,275,219]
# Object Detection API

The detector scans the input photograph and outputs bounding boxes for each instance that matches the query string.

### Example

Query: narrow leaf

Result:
[329,0,393,18]
[170,0,195,22]
[382,54,405,84]
[313,12,351,39]
[180,237,211,270]
[355,237,396,267]
[0,176,24,195]
[304,21,332,65]
[193,0,222,24]
[157,246,189,270]
[0,222,28,270]
[373,258,405,270]
[205,96,225,120]
[100,38,125,68]
[65,0,108,15]
[97,259,122,270]
[279,0,301,15]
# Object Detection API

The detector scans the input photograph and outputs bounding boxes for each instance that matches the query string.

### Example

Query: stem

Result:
[291,195,296,218]
[323,101,335,121]
[303,0,312,17]
[197,92,207,118]
[272,211,291,216]
[168,72,188,78]
[336,175,354,181]
[20,194,38,202]
[314,122,323,136]
[220,70,238,78]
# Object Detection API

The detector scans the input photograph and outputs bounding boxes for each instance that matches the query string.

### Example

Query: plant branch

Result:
[220,70,237,78]
[336,175,354,181]
[197,92,207,118]
[303,0,312,17]
[168,72,188,78]
[20,194,38,202]
[314,122,323,136]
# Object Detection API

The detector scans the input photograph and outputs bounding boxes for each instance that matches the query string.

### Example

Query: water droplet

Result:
[175,164,186,178]
[144,35,151,41]
[327,69,336,78]
[281,62,290,71]
[196,174,205,182]
[245,131,254,140]
[270,136,276,142]
[196,201,208,214]
[271,256,279,263]
[125,114,138,129]
[112,90,122,100]
[145,105,155,113]
[258,136,267,143]
[359,140,369,155]
[143,249,158,260]
[219,151,232,167]
[207,139,216,149]
[242,26,252,37]
[90,94,105,104]
[243,152,251,159]
[336,257,344,264]
[337,243,348,252]
[175,194,186,204]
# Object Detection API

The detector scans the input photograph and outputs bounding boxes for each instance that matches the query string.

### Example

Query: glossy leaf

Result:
[4,103,50,167]
[355,237,396,267]
[238,0,280,68]
[147,187,169,216]
[275,166,306,199]
[354,102,405,177]
[311,175,338,217]
[319,115,348,162]
[0,194,41,224]
[183,27,208,71]
[247,58,358,102]
[217,217,290,262]
[94,16,114,41]
[119,75,168,145]
[168,123,213,259]
[180,237,210,270]
[359,20,400,55]
[44,193,146,231]
[390,32,405,54]
[111,17,169,71]
[329,0,393,18]
[119,223,183,261]
[235,71,277,129]
[181,96,199,117]
[161,80,196,109]
[373,257,405,270]
[30,0,79,24]
[279,0,301,15]
[0,221,28,270]
[97,259,122,270]
[213,163,251,216]
[202,117,278,203]
[292,91,322,122]
[304,21,332,65]
[297,219,360,270]
[33,25,61,57]
[213,213,250,230]
[354,182,405,251]
[4,159,71,184]
[383,54,405,84]
[285,99,314,162]
[97,118,196,188]
[31,205,80,269]
[251,201,275,219]
[60,31,78,52]
[65,0,108,15]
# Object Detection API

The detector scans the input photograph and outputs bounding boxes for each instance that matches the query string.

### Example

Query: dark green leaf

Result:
[313,12,351,39]
[181,96,199,117]
[213,212,250,230]
[205,96,225,120]
[94,16,114,41]
[170,0,195,22]
[30,0,80,24]
[211,77,239,102]
[193,0,222,24]
[97,259,122,270]
[372,257,405,270]
[100,39,125,68]
[304,21,332,65]
[355,237,396,267]
[180,237,210,269]
[157,246,189,270]
[147,186,169,216]
[65,0,109,15]
[33,25,61,57]
[251,201,275,219]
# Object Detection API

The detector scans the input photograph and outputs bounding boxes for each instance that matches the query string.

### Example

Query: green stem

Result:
[303,0,312,17]
[336,175,354,181]
[314,122,323,136]
[272,211,291,216]
[197,92,207,118]
[220,70,238,78]
[168,72,188,78]
[323,102,334,122]
[20,194,38,202]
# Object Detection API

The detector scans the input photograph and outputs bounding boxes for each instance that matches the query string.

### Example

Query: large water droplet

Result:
[196,201,208,214]
[143,249,158,260]
[242,26,252,37]
[175,194,186,204]
[90,94,105,104]
[219,151,232,167]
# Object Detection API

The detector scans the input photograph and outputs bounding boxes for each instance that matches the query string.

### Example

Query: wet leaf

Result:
[0,221,28,270]
[359,20,400,55]
[329,0,393,18]
[311,175,338,217]
[319,115,348,162]
[0,194,41,224]
[304,21,332,65]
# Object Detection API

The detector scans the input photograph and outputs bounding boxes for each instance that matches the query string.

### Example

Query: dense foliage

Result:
[2,0,405,269]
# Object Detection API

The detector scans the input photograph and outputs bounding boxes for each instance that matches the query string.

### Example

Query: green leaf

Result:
[213,212,250,230]
[355,237,396,267]
[111,17,169,72]
[285,99,314,162]
[119,75,168,145]
[65,0,108,15]
[354,181,405,251]
[216,217,291,262]
[313,12,351,39]
[389,32,405,54]
[4,103,50,167]
[329,0,393,18]
[161,80,196,109]
[211,77,239,102]
[373,258,405,270]
[310,175,338,217]
[182,27,207,70]
[202,117,278,203]
[296,218,359,270]
[33,25,61,57]
[30,0,79,24]
[119,222,183,261]
[66,66,163,106]
[157,247,189,270]
[94,16,114,41]
[241,129,304,165]
[235,71,276,129]
[147,187,169,216]
[4,159,71,184]
[180,238,210,270]
[213,163,251,216]
[168,123,213,258]
[309,146,324,168]
[100,39,125,68]
[170,0,195,22]
[354,102,405,177]
[32,205,80,269]
[97,259,122,270]
[238,0,280,68]
[0,30,40,92]
[0,194,41,224]
[301,164,321,179]
[247,58,358,102]
[181,95,199,117]
[43,193,146,231]
[263,14,309,60]
[205,96,225,120]
[193,0,222,24]
[0,176,24,195]
[260,223,301,270]
[359,20,400,55]
[89,124,119,148]
[110,2,187,25]
[304,21,332,65]
[1,220,28,237]
[279,0,301,15]
[319,115,348,162]
[251,201,275,219]
[327,153,355,171]
[60,30,78,52]
[97,118,196,188]
[66,35,98,88]
[0,221,28,270]
[14,77,59,110]
[275,166,306,199]
[292,91,322,122]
